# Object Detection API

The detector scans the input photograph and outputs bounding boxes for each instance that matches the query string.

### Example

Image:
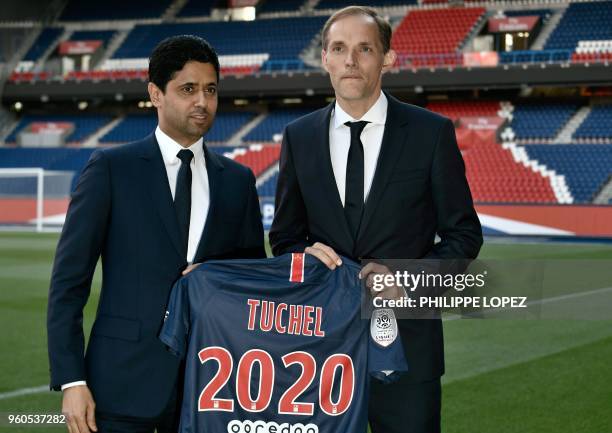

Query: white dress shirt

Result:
[155,126,210,264]
[329,92,388,206]
[62,127,210,391]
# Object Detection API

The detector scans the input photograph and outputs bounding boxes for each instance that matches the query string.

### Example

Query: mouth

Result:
[341,75,362,80]
[190,114,208,122]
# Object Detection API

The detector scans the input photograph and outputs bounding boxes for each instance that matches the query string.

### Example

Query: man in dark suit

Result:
[47,35,265,433]
[269,7,482,433]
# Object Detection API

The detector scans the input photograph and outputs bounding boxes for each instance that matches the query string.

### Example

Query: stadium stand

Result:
[111,17,327,72]
[426,101,501,121]
[99,112,257,144]
[391,7,486,68]
[5,115,114,145]
[243,109,312,142]
[525,144,612,203]
[510,104,578,141]
[545,1,612,52]
[573,105,612,141]
[257,0,307,14]
[315,0,417,9]
[219,144,281,177]
[176,0,217,17]
[99,114,156,144]
[69,30,116,47]
[58,0,173,21]
[257,172,279,197]
[23,27,63,62]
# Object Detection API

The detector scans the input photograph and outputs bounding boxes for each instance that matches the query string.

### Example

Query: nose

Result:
[194,91,207,108]
[345,49,357,67]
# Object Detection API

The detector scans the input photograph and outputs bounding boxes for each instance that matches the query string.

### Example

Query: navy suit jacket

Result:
[270,94,483,382]
[47,134,265,417]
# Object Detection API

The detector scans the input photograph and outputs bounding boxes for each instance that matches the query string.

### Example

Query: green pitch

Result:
[0,232,611,432]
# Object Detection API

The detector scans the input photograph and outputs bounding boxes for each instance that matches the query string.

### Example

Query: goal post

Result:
[0,168,76,232]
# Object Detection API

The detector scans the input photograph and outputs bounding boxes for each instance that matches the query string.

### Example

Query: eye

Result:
[331,46,343,53]
[205,87,217,95]
[361,46,372,53]
[182,86,194,94]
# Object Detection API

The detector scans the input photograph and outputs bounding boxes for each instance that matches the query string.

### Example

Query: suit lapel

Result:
[314,103,355,248]
[193,143,224,261]
[139,134,185,260]
[357,95,409,243]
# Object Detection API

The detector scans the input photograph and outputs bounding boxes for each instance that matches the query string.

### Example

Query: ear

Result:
[321,49,329,73]
[148,82,162,108]
[382,49,397,72]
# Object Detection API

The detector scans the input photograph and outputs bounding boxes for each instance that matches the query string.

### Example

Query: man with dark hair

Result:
[48,35,266,433]
[270,6,482,433]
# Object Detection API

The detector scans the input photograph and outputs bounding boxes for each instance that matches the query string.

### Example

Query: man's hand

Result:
[304,242,342,270]
[359,262,404,300]
[182,263,201,276]
[62,385,97,433]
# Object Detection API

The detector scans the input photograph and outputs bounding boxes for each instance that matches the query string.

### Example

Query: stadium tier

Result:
[58,0,173,21]
[257,0,307,14]
[5,115,114,145]
[218,144,281,177]
[69,30,116,47]
[392,7,485,67]
[176,0,216,18]
[244,109,312,142]
[23,28,63,62]
[315,0,416,9]
[257,172,279,197]
[111,17,328,72]
[99,112,256,144]
[426,101,501,121]
[510,104,578,141]
[524,145,612,203]
[574,105,612,141]
[544,1,612,51]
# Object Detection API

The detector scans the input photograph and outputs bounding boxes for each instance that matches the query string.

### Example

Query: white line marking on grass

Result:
[0,385,48,400]
[443,285,612,321]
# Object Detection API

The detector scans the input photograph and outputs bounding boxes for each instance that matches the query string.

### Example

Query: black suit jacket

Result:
[47,134,265,417]
[270,94,482,381]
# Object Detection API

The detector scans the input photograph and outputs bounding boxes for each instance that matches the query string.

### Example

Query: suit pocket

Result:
[388,169,427,183]
[91,314,141,342]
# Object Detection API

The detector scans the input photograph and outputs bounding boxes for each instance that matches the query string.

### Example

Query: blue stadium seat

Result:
[176,0,216,17]
[100,112,256,144]
[244,109,312,142]
[524,144,612,203]
[574,105,612,140]
[23,28,63,61]
[545,1,612,51]
[59,0,173,20]
[511,104,578,140]
[316,0,416,9]
[112,17,328,70]
[5,115,114,144]
[257,172,279,197]
[257,0,307,14]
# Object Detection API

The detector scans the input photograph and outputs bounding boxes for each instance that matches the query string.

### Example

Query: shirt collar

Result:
[155,125,204,165]
[332,91,388,130]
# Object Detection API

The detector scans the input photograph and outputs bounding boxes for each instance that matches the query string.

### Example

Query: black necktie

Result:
[344,121,369,240]
[175,149,194,253]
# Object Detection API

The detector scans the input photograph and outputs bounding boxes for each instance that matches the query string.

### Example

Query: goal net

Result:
[0,168,76,232]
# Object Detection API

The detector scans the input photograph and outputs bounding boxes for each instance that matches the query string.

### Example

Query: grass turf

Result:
[0,232,611,432]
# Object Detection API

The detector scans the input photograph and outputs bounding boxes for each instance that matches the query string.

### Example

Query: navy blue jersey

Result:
[160,253,408,433]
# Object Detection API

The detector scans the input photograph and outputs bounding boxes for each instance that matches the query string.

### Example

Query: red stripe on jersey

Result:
[290,253,305,283]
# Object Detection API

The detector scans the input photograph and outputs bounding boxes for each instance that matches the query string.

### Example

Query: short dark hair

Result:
[148,35,220,92]
[321,6,392,54]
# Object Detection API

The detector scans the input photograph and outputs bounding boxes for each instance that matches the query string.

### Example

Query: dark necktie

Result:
[344,120,369,240]
[175,149,194,253]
